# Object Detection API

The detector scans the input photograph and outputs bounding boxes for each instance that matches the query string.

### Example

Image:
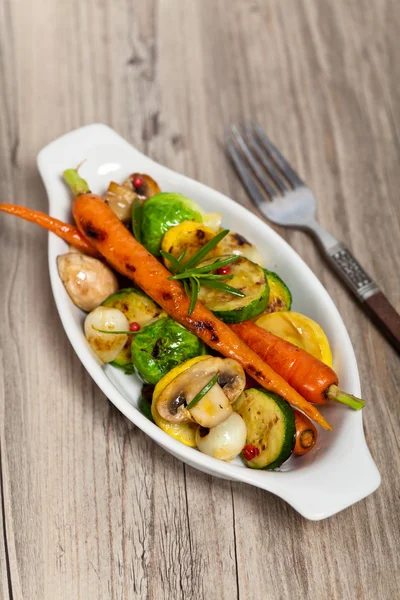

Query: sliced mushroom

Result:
[104,181,137,222]
[189,377,233,428]
[123,173,161,199]
[57,253,119,312]
[155,357,245,428]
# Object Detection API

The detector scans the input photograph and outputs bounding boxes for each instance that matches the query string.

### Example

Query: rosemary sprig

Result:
[132,198,143,242]
[177,249,187,262]
[200,279,245,297]
[161,250,185,274]
[186,373,219,410]
[184,229,231,268]
[160,228,245,315]
[92,327,138,335]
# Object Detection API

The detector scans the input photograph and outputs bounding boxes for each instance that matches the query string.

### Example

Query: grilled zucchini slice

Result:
[102,288,165,372]
[233,388,295,470]
[264,270,292,313]
[198,256,269,323]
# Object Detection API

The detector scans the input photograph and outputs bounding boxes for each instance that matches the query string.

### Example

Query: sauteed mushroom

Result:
[57,253,119,312]
[104,182,137,223]
[155,357,245,429]
[124,173,161,199]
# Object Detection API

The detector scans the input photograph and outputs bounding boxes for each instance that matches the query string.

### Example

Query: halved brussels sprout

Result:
[102,288,166,372]
[131,317,204,385]
[138,384,155,423]
[140,193,204,256]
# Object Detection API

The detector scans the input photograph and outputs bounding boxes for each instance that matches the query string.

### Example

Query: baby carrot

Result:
[72,193,332,430]
[230,321,365,410]
[0,203,100,257]
[293,410,317,456]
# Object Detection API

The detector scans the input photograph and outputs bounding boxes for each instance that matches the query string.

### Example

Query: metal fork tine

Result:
[252,120,304,188]
[243,124,289,194]
[225,135,274,213]
[231,124,278,198]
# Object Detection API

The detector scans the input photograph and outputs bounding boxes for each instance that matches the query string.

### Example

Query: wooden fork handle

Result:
[364,292,400,353]
[325,243,400,353]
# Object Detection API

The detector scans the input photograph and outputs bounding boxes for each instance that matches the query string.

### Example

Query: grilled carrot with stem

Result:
[63,168,91,196]
[72,193,332,430]
[0,204,100,257]
[230,321,365,410]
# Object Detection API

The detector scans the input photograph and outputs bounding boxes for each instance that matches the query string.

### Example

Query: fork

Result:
[226,121,400,353]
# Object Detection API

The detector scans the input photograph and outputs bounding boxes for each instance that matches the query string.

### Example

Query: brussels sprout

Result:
[138,384,155,423]
[131,317,205,384]
[140,193,203,256]
[102,287,166,372]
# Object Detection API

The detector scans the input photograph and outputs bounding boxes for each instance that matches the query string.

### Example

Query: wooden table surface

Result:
[0,1,399,598]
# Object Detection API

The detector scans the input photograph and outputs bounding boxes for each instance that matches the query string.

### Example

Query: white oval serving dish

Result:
[37,124,380,520]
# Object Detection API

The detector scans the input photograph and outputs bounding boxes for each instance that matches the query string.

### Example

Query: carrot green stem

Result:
[326,384,365,410]
[63,168,90,196]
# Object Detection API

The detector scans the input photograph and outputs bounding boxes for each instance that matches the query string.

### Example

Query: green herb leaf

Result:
[92,327,137,335]
[177,249,187,262]
[170,272,233,281]
[176,255,239,276]
[122,364,136,375]
[201,279,246,297]
[183,279,191,299]
[160,249,185,273]
[192,255,240,271]
[188,278,199,316]
[132,198,143,242]
[183,229,230,269]
[186,373,219,410]
[160,226,246,314]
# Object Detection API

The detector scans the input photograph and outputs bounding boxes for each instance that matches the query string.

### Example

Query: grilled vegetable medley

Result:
[0,169,366,471]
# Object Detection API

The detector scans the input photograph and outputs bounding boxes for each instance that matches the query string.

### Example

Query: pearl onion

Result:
[84,306,129,363]
[195,413,247,461]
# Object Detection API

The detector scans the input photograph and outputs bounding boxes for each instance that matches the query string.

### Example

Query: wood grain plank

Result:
[0,352,13,600]
[0,0,399,599]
